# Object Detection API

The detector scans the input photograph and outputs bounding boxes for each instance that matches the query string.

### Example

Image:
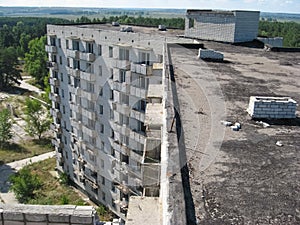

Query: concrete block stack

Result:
[198,48,224,61]
[0,204,98,225]
[247,96,297,119]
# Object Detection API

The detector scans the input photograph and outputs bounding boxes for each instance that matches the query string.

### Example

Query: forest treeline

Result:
[0,16,299,53]
[73,15,300,47]
[0,16,299,90]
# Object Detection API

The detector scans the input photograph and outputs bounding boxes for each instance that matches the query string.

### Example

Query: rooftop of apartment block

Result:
[169,41,300,224]
[51,23,184,37]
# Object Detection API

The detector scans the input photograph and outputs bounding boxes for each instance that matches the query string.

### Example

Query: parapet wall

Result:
[0,204,97,225]
[247,96,297,119]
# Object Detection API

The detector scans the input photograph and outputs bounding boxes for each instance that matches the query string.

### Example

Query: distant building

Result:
[185,9,260,43]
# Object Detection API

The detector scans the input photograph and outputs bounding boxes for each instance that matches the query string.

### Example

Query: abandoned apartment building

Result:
[43,9,300,225]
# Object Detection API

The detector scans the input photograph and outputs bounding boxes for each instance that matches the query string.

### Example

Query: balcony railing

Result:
[67,68,80,78]
[45,45,57,53]
[46,61,58,70]
[66,49,79,59]
[130,86,147,99]
[49,77,59,87]
[49,93,60,103]
[50,108,62,118]
[130,108,145,122]
[79,52,95,62]
[113,81,130,94]
[50,123,62,133]
[131,63,153,75]
[80,89,97,101]
[80,71,96,82]
[112,59,131,70]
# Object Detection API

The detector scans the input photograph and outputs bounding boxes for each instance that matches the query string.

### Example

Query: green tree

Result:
[42,73,51,105]
[9,167,42,203]
[0,109,13,148]
[24,36,48,88]
[0,47,21,89]
[24,98,51,140]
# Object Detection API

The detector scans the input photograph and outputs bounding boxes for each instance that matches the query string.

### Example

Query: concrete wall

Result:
[197,48,224,61]
[234,11,260,43]
[185,11,235,42]
[247,96,297,119]
[185,10,260,43]
[257,37,284,47]
[0,204,97,225]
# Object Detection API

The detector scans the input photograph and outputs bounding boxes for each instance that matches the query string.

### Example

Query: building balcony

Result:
[113,81,130,94]
[70,102,82,114]
[130,86,147,99]
[50,108,62,118]
[52,138,63,148]
[131,63,153,76]
[46,61,58,70]
[112,59,131,70]
[66,49,80,59]
[130,108,145,122]
[80,71,96,82]
[129,129,146,145]
[67,68,80,78]
[79,89,97,101]
[114,102,131,116]
[79,52,95,62]
[45,45,57,53]
[71,119,82,131]
[49,93,60,103]
[112,122,131,137]
[50,122,62,133]
[81,108,96,120]
[82,124,97,138]
[49,77,60,87]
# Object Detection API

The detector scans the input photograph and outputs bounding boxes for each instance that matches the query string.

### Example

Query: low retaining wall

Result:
[247,96,297,119]
[0,204,97,225]
[197,48,224,61]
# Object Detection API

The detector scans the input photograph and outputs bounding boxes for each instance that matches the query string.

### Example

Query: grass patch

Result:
[0,138,53,165]
[22,158,114,221]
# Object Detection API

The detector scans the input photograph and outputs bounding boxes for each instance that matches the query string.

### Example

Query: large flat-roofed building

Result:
[185,9,260,43]
[46,15,300,225]
[46,23,189,223]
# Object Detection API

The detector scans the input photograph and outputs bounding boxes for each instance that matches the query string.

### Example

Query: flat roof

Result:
[56,23,184,37]
[126,197,161,225]
[170,41,300,223]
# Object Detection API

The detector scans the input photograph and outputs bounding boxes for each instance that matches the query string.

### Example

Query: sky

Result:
[0,0,299,13]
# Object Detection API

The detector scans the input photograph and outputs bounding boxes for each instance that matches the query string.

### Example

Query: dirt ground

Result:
[171,42,300,225]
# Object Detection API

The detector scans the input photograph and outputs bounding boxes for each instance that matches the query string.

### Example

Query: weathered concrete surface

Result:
[126,197,161,225]
[172,41,300,224]
[0,204,97,225]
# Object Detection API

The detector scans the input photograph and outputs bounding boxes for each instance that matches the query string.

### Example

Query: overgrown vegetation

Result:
[0,109,13,147]
[9,167,42,203]
[9,158,114,221]
[24,97,51,140]
[0,138,53,165]
[73,15,185,29]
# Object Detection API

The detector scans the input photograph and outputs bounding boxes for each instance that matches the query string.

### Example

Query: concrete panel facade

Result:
[185,9,260,43]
